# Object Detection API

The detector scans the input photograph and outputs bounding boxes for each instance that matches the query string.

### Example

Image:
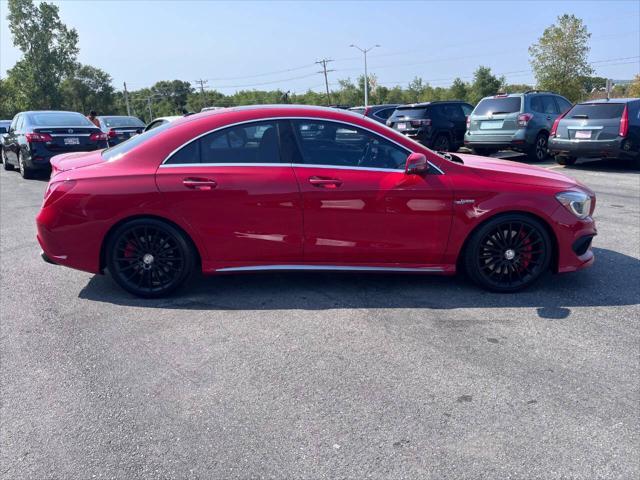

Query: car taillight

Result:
[517,113,533,128]
[25,132,53,143]
[619,105,629,137]
[550,110,570,137]
[90,132,108,142]
[410,119,431,127]
[466,115,470,130]
[107,129,117,138]
[42,179,77,208]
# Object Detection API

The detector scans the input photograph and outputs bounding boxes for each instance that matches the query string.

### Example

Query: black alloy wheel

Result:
[465,214,551,292]
[529,133,549,162]
[106,219,195,298]
[433,134,451,152]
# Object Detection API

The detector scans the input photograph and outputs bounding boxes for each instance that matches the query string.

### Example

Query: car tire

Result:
[432,134,451,152]
[2,150,13,170]
[556,155,577,166]
[464,213,552,293]
[106,218,196,298]
[472,148,496,157]
[528,133,549,162]
[18,153,34,179]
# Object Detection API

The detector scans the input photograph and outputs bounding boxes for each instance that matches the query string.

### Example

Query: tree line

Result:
[1,0,638,123]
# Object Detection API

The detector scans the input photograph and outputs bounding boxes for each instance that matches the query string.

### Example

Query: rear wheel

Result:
[556,155,577,166]
[432,134,451,152]
[106,219,196,298]
[18,153,34,179]
[528,133,549,162]
[464,214,552,292]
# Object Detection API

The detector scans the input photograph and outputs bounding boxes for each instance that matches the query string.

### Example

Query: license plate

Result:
[480,121,504,130]
[575,130,591,139]
[396,122,407,130]
[63,137,80,145]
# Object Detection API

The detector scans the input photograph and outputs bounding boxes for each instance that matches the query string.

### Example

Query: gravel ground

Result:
[1,155,638,479]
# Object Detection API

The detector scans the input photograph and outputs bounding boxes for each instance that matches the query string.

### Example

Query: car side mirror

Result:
[405,152,428,175]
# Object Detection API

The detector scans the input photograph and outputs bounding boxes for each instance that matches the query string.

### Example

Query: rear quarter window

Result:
[473,97,522,116]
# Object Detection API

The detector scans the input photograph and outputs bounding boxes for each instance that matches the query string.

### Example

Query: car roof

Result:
[98,115,140,119]
[21,110,85,115]
[150,116,182,122]
[172,104,365,123]
[398,101,469,108]
[578,98,639,104]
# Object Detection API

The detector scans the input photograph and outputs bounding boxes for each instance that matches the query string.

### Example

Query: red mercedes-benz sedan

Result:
[36,105,597,297]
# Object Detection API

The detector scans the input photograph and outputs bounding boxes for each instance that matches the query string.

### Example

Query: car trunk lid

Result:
[33,127,103,153]
[50,150,105,176]
[468,96,522,134]
[556,103,626,141]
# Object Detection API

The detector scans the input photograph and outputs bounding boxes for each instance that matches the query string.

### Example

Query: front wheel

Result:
[106,219,196,298]
[464,214,552,292]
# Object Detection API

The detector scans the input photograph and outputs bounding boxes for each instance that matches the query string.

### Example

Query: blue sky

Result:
[0,0,638,94]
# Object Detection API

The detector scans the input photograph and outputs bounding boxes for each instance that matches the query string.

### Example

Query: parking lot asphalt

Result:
[1,156,639,479]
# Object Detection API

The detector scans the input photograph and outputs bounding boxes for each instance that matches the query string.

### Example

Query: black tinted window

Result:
[556,97,572,114]
[567,103,626,119]
[0,127,7,134]
[390,108,429,120]
[473,97,522,116]
[438,104,466,120]
[28,112,93,127]
[102,116,145,128]
[292,120,408,169]
[102,121,173,160]
[165,140,199,165]
[374,108,395,120]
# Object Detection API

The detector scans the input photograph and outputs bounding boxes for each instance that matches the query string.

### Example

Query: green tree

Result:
[7,0,79,109]
[503,83,534,94]
[60,64,115,114]
[468,66,504,104]
[529,14,593,102]
[628,75,640,98]
[447,78,469,101]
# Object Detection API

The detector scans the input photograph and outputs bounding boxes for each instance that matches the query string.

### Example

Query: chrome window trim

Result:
[159,116,445,174]
[216,265,444,273]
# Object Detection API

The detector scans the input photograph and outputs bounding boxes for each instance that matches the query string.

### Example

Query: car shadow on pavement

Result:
[78,247,640,316]
[562,158,640,173]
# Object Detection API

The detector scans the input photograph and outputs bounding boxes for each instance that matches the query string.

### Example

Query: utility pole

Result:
[194,79,208,110]
[349,44,380,107]
[146,97,153,122]
[123,82,131,116]
[315,59,334,105]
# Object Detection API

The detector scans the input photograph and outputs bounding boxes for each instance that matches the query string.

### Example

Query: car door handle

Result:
[308,176,343,188]
[546,116,552,120]
[182,177,217,190]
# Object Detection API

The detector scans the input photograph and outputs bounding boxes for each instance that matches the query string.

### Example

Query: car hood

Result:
[454,153,582,190]
[50,150,105,176]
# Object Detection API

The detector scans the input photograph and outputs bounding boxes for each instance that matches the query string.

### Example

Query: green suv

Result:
[464,91,572,161]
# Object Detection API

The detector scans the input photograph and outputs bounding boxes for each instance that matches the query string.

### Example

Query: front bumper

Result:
[552,206,597,274]
[549,137,637,159]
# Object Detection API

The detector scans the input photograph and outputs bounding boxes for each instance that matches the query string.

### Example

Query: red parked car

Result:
[36,105,597,297]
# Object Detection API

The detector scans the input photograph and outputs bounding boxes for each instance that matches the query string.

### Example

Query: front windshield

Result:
[102,121,173,161]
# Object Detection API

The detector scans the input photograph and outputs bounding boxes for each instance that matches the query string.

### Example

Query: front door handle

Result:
[308,176,343,188]
[182,177,217,191]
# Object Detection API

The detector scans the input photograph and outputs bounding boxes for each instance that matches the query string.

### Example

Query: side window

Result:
[555,97,572,114]
[165,121,282,165]
[530,96,543,113]
[541,96,559,114]
[292,120,408,170]
[443,104,465,120]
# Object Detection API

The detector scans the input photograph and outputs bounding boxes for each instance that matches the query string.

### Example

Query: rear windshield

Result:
[390,108,428,120]
[473,97,522,116]
[567,103,625,120]
[102,121,173,161]
[102,116,145,128]
[28,112,94,127]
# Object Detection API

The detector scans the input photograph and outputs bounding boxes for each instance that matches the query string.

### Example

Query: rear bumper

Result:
[549,137,638,159]
[464,129,532,150]
[29,143,108,168]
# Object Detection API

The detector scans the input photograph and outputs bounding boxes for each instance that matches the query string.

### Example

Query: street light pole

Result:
[349,44,380,107]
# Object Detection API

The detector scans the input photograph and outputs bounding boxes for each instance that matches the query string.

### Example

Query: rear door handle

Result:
[182,177,217,190]
[308,176,343,188]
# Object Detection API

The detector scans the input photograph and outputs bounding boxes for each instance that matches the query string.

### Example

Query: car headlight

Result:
[555,191,592,219]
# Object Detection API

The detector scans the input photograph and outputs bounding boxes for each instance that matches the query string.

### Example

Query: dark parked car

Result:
[465,91,572,161]
[349,104,399,124]
[0,120,11,164]
[1,111,108,179]
[97,115,145,146]
[386,101,474,152]
[549,98,640,166]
